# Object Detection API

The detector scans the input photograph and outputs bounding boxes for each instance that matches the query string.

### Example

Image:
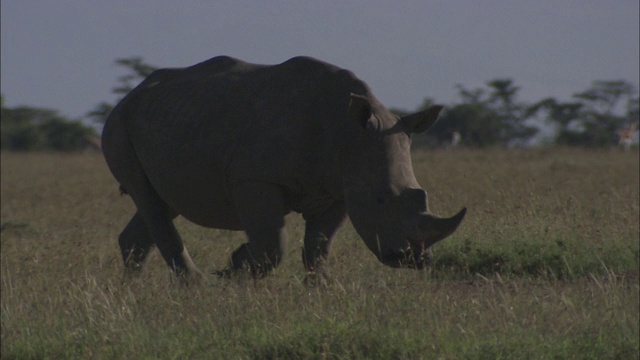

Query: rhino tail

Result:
[119,185,129,196]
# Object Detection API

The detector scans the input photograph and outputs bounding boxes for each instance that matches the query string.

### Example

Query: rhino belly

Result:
[140,152,244,230]
[166,189,243,230]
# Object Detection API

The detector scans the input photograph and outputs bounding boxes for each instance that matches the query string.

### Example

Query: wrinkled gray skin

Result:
[102,56,466,281]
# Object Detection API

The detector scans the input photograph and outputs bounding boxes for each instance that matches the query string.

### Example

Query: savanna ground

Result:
[1,148,638,359]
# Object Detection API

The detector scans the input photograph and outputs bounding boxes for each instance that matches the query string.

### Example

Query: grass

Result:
[1,148,638,359]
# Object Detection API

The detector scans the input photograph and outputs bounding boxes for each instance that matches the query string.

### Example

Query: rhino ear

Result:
[402,105,443,134]
[348,93,372,129]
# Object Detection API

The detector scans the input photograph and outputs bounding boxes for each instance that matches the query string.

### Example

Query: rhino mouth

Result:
[380,239,432,270]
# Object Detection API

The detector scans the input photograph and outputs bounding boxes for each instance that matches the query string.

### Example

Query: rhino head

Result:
[343,94,466,269]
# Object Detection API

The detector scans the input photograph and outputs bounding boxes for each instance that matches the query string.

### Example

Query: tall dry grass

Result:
[1,148,638,359]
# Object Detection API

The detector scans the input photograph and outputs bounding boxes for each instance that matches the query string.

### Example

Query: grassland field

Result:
[1,148,638,359]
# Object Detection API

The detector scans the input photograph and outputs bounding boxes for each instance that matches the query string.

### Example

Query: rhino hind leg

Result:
[104,112,202,282]
[135,192,202,281]
[111,161,202,281]
[228,182,288,278]
[119,212,155,271]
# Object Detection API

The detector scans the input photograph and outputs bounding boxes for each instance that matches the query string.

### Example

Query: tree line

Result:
[393,79,639,148]
[1,95,97,151]
[1,57,638,151]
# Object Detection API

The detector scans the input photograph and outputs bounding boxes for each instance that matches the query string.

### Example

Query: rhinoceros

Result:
[102,55,466,281]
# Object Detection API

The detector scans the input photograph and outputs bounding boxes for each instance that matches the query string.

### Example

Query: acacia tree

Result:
[572,80,638,146]
[528,80,638,146]
[87,57,158,125]
[417,79,537,147]
[487,79,537,144]
[526,98,585,145]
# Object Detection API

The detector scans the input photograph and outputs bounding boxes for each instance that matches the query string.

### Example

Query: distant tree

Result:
[86,102,115,126]
[437,85,504,147]
[486,79,537,144]
[527,98,585,146]
[574,80,635,116]
[1,104,53,150]
[1,96,96,151]
[570,80,637,146]
[1,108,44,151]
[39,118,95,151]
[526,81,638,147]
[408,79,537,148]
[87,57,158,124]
[111,57,158,95]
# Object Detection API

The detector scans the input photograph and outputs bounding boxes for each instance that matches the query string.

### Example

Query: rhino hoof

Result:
[172,269,206,287]
[302,271,333,287]
[214,269,233,279]
[212,269,241,279]
[213,268,257,281]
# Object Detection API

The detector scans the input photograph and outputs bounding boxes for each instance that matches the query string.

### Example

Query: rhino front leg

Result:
[229,182,288,278]
[302,202,348,282]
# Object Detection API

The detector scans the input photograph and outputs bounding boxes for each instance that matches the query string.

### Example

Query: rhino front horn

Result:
[424,207,467,246]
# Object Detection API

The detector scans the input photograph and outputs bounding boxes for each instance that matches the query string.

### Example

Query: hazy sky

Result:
[2,1,638,121]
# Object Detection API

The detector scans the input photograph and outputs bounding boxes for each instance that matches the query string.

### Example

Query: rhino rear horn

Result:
[402,105,444,134]
[424,207,467,246]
